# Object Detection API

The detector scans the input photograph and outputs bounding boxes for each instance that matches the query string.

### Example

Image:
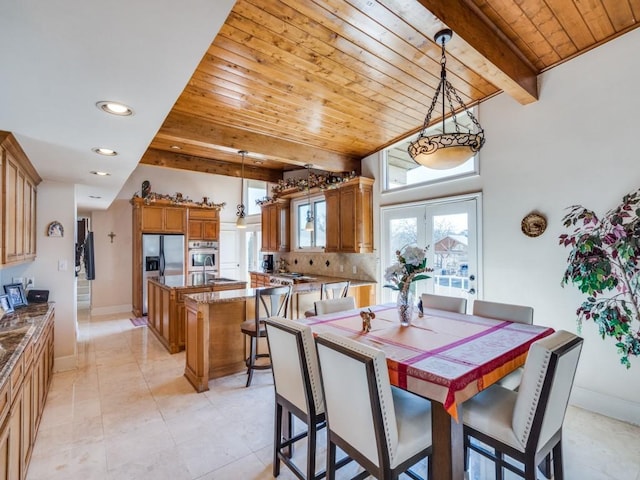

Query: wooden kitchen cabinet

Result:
[187,208,219,241]
[261,200,290,252]
[325,177,374,253]
[140,204,185,233]
[0,132,41,265]
[250,272,271,287]
[0,307,54,480]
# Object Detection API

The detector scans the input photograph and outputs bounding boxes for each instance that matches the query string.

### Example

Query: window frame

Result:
[291,194,326,252]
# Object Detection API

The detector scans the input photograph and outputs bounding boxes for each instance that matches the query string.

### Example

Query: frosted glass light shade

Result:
[236,214,246,228]
[408,133,483,170]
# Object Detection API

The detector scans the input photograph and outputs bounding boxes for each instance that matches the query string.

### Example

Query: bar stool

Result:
[304,281,350,317]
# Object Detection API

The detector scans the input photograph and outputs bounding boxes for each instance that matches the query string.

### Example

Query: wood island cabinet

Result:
[0,132,41,266]
[187,208,219,241]
[325,177,374,253]
[147,278,246,353]
[261,200,290,252]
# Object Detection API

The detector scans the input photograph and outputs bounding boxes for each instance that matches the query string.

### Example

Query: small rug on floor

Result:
[130,316,148,327]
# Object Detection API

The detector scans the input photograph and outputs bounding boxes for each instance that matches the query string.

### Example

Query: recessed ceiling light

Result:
[90,171,111,176]
[96,101,134,116]
[170,145,182,150]
[92,147,118,156]
[89,195,102,199]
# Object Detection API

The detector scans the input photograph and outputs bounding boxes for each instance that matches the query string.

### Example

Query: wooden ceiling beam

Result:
[140,148,284,183]
[158,112,362,173]
[415,0,539,105]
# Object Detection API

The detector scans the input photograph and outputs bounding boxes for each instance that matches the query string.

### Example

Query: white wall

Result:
[365,28,640,424]
[117,164,243,223]
[1,180,78,371]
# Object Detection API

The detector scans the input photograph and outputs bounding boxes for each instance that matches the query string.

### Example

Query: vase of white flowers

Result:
[384,245,432,326]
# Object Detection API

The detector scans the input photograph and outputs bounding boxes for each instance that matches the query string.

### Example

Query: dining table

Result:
[299,303,555,480]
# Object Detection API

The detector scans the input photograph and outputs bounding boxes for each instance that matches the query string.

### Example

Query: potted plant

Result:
[559,188,640,368]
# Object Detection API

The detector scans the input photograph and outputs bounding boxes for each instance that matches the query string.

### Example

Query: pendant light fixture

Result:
[236,150,247,229]
[408,29,485,170]
[304,164,314,232]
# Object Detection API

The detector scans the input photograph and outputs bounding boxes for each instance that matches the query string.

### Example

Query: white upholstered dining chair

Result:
[264,317,352,480]
[462,330,583,480]
[421,293,467,314]
[314,296,356,315]
[304,281,351,317]
[472,299,535,390]
[315,332,433,480]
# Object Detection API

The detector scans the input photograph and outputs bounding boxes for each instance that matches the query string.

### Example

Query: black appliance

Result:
[262,254,274,273]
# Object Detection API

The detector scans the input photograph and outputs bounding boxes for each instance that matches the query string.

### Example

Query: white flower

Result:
[402,246,425,267]
[384,263,405,282]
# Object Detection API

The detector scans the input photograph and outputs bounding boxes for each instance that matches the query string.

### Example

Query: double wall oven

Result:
[187,240,218,274]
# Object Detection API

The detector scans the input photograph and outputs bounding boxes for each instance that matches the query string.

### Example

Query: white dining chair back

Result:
[472,300,534,324]
[463,330,583,480]
[315,332,433,479]
[264,317,327,479]
[314,296,356,315]
[421,293,467,314]
[473,300,534,390]
[513,330,582,451]
[305,281,351,317]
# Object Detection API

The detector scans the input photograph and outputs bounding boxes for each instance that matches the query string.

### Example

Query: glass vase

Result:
[397,289,415,327]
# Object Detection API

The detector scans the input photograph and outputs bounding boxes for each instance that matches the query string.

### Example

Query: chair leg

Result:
[307,418,317,480]
[495,450,503,480]
[326,439,337,480]
[246,336,256,387]
[552,442,564,480]
[273,402,282,477]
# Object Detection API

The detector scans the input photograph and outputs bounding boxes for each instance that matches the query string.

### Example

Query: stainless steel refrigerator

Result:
[142,234,185,315]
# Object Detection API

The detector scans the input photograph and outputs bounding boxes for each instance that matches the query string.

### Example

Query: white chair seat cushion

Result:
[462,385,524,452]
[496,367,524,390]
[391,386,432,468]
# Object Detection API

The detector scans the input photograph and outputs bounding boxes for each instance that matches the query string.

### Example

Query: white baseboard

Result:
[53,354,77,373]
[571,385,640,426]
[91,304,132,316]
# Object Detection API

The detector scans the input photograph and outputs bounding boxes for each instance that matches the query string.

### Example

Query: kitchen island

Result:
[182,276,377,392]
[183,288,258,392]
[147,274,247,354]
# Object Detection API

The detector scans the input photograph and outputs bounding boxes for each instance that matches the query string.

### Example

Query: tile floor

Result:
[25,310,640,480]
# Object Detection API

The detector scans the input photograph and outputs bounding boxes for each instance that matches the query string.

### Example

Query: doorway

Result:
[380,194,482,310]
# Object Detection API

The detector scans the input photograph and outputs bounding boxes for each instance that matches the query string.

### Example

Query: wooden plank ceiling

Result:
[142,0,639,181]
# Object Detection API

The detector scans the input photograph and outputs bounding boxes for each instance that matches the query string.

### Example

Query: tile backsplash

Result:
[274,252,377,282]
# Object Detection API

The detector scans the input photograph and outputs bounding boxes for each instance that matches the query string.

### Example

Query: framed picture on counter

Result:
[4,283,27,308]
[0,294,14,314]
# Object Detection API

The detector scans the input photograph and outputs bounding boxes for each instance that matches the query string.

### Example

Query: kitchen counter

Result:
[146,275,247,353]
[0,302,54,389]
[248,272,377,317]
[151,273,247,290]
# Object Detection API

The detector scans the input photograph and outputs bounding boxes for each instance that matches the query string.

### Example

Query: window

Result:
[293,195,326,249]
[246,179,267,216]
[383,110,479,191]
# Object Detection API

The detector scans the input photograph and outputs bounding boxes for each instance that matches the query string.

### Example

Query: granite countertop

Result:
[148,274,247,289]
[0,302,55,390]
[248,271,376,290]
[185,273,378,305]
[184,287,259,305]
